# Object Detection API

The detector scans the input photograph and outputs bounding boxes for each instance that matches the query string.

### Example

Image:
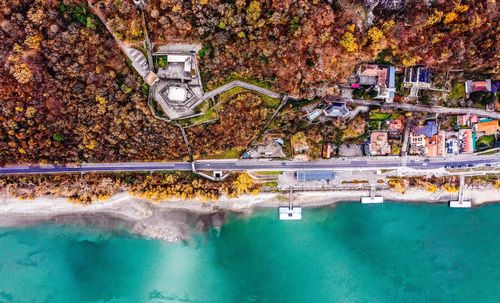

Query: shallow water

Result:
[0,202,499,303]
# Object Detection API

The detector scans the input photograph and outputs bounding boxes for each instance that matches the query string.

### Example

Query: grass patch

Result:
[262,95,281,108]
[290,98,313,109]
[217,87,248,103]
[217,87,280,109]
[257,171,283,175]
[157,56,168,68]
[181,108,218,126]
[141,83,149,97]
[211,148,244,159]
[475,149,499,155]
[449,82,466,101]
[263,181,279,187]
[369,112,392,120]
[476,135,495,148]
[368,120,382,130]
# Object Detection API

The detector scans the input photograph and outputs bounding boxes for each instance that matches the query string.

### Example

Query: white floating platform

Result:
[361,197,384,204]
[449,201,472,208]
[279,207,302,220]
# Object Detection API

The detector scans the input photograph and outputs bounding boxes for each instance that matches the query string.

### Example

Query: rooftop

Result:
[369,131,390,156]
[465,79,492,94]
[414,120,438,138]
[323,102,349,117]
[296,171,335,182]
[404,66,432,84]
[475,120,499,135]
[357,64,395,101]
[167,86,188,102]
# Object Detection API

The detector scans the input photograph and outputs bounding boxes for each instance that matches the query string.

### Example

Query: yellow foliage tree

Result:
[442,183,459,192]
[95,96,107,114]
[425,183,438,193]
[382,20,395,31]
[232,173,254,196]
[444,12,458,24]
[454,4,469,13]
[25,34,42,50]
[339,32,357,52]
[11,63,32,84]
[367,27,383,43]
[426,10,443,26]
[246,1,261,22]
[401,53,421,67]
[494,180,500,190]
[27,8,45,25]
[388,178,408,193]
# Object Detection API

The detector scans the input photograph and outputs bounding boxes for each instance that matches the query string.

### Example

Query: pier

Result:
[449,175,472,208]
[361,183,384,204]
[279,187,302,220]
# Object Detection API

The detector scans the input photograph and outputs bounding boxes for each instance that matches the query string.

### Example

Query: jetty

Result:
[449,175,472,208]
[279,187,302,220]
[361,183,384,204]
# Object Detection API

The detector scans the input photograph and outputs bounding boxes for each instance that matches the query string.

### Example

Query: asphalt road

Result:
[0,155,498,175]
[340,98,500,120]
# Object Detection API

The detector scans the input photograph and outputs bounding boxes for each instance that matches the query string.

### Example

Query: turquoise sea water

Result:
[0,202,499,303]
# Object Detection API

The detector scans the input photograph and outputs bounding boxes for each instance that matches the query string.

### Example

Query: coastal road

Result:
[0,155,498,175]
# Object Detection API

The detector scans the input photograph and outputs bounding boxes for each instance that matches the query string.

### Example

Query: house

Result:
[458,129,475,154]
[474,120,499,136]
[323,102,349,118]
[464,79,500,95]
[388,118,403,133]
[356,64,396,102]
[307,109,322,122]
[413,120,438,138]
[409,133,426,155]
[404,66,432,87]
[465,79,492,94]
[167,54,193,77]
[425,131,445,157]
[296,171,335,182]
[404,66,432,97]
[457,113,478,127]
[409,121,443,156]
[368,131,391,156]
[244,139,285,159]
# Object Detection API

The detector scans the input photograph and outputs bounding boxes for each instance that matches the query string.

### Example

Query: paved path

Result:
[0,155,497,175]
[338,98,500,119]
[190,80,298,110]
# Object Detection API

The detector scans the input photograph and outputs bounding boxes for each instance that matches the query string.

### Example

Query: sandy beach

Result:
[1,188,498,242]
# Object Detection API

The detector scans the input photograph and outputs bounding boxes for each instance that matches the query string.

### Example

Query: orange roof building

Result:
[475,120,499,136]
[459,129,474,154]
[424,131,445,157]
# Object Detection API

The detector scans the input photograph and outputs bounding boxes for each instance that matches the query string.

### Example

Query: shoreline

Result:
[1,188,499,242]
